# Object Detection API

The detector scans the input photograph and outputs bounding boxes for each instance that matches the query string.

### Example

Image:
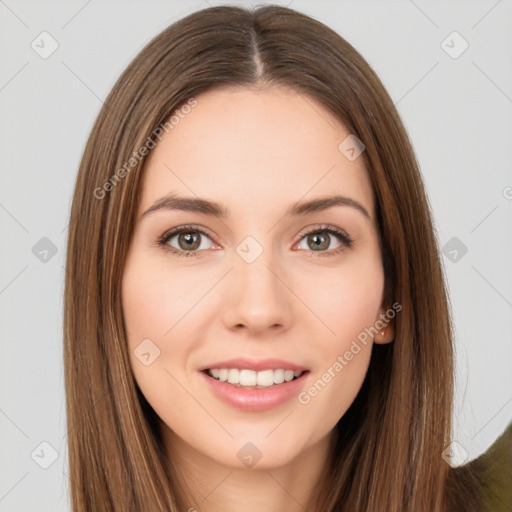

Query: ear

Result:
[372,304,395,344]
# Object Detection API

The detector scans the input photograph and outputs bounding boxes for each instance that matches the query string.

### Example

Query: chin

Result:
[209,436,308,471]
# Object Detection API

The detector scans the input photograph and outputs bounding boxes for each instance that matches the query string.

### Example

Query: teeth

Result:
[207,368,304,387]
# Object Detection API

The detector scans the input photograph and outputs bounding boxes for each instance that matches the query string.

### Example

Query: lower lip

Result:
[199,370,310,412]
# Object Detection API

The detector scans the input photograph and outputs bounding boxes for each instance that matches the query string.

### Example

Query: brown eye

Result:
[295,225,353,256]
[159,225,216,257]
[177,232,201,251]
[306,232,330,251]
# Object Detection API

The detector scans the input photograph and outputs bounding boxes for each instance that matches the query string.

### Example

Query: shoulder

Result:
[465,422,512,512]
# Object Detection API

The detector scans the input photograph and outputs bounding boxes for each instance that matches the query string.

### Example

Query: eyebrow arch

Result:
[140,193,371,221]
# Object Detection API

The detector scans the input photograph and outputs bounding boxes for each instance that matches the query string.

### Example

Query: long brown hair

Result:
[63,5,483,510]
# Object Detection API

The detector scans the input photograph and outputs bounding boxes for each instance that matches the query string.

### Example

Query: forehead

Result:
[138,85,374,220]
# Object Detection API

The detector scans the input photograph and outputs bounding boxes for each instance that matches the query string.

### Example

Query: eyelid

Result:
[295,223,348,240]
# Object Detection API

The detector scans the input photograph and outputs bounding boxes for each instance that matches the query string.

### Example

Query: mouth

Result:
[199,366,311,411]
[202,368,309,390]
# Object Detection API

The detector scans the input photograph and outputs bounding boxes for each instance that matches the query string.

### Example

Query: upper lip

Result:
[199,358,309,372]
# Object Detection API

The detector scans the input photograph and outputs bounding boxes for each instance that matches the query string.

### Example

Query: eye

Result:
[157,225,216,257]
[295,225,353,256]
[156,224,353,258]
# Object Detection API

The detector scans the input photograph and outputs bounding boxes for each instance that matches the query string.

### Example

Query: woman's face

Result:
[122,85,394,470]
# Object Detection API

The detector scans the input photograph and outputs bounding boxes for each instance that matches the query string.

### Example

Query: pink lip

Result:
[199,370,310,412]
[198,357,308,372]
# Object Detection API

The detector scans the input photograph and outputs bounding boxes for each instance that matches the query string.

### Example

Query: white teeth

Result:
[273,369,285,384]
[207,368,304,387]
[256,369,272,386]
[227,369,239,384]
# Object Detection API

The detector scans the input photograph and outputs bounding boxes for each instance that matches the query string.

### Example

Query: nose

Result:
[221,248,293,336]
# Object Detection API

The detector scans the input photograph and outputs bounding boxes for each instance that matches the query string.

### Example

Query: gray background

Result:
[1,0,511,510]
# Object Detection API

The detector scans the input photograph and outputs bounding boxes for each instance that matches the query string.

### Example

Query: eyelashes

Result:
[155,223,354,258]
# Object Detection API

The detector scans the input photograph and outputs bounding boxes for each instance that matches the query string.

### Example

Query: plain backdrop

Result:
[1,0,511,510]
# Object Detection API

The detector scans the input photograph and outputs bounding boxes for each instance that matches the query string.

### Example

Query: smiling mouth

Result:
[202,368,309,389]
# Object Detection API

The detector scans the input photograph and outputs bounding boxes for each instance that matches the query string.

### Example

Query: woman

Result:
[63,4,508,511]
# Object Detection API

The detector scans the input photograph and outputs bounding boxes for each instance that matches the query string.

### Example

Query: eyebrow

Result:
[140,193,371,221]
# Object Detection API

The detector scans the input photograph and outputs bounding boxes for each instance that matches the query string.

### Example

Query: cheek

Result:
[298,290,375,429]
[121,256,184,393]
[314,258,384,340]
[297,259,382,416]
[121,255,201,346]
[122,266,194,426]
[122,280,169,341]
[121,251,216,398]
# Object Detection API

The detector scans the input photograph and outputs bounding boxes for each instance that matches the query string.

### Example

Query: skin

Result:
[122,85,395,512]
